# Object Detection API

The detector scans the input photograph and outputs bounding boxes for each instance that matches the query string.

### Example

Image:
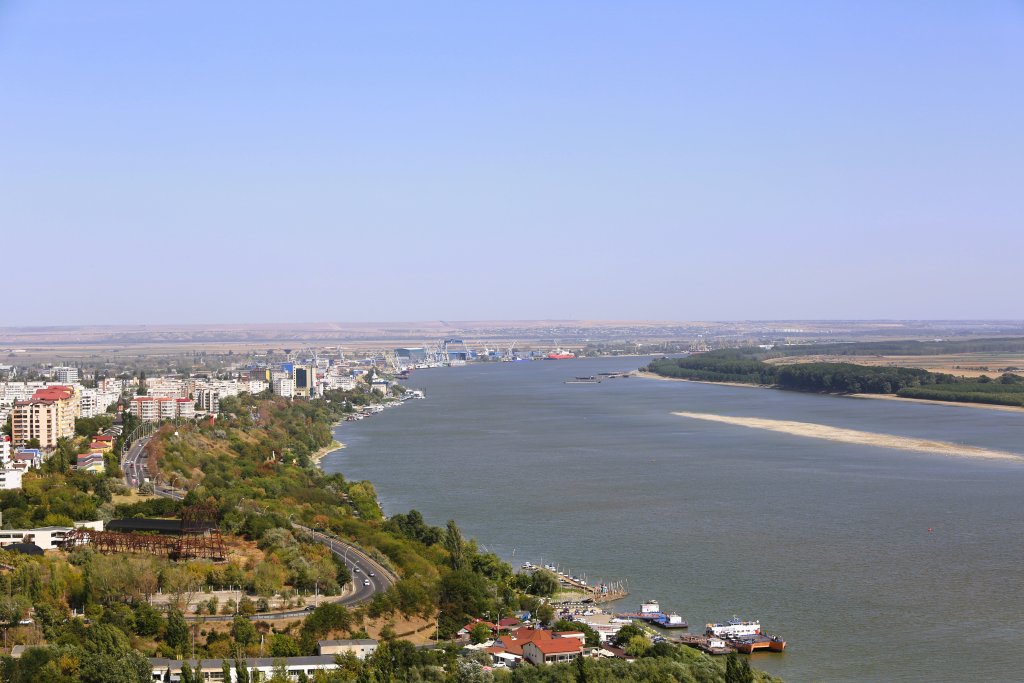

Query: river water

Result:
[322,357,1024,683]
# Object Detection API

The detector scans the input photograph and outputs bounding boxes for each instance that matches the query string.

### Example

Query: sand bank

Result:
[672,411,1024,462]
[311,439,344,466]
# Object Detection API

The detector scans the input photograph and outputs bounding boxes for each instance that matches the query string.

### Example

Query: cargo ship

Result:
[546,349,576,360]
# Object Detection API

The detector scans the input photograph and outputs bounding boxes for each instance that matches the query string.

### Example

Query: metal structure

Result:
[63,504,226,561]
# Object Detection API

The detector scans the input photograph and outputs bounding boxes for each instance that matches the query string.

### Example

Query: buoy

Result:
[928,528,933,533]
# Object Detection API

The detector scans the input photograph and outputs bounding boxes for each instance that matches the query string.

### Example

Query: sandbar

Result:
[673,411,1024,462]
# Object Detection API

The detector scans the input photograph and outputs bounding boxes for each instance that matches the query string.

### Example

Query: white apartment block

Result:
[146,378,187,398]
[248,379,269,394]
[78,387,121,418]
[195,388,220,413]
[130,396,196,421]
[52,367,79,384]
[273,377,295,398]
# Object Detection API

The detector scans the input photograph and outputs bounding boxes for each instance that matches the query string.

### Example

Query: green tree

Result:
[166,607,190,654]
[235,657,250,683]
[469,622,492,644]
[574,652,589,683]
[444,520,465,571]
[231,615,259,647]
[528,570,560,597]
[269,633,300,657]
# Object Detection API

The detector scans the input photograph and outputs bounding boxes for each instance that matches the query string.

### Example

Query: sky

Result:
[1,2,1022,325]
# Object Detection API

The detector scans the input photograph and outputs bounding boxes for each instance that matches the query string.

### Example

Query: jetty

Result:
[518,561,628,603]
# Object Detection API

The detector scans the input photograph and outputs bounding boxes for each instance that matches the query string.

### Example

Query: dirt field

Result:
[766,354,1024,378]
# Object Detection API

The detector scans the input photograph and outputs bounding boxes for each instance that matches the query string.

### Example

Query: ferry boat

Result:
[616,600,686,628]
[706,618,760,638]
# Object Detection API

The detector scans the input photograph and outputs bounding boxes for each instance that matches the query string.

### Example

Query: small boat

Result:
[565,376,600,384]
[652,613,689,629]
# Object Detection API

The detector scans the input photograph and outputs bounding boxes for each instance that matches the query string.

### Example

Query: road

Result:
[291,522,397,603]
[121,436,151,488]
[182,524,393,622]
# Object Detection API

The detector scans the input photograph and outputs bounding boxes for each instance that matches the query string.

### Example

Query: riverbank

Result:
[635,371,1024,413]
[673,411,1024,462]
[310,439,344,466]
[633,370,771,389]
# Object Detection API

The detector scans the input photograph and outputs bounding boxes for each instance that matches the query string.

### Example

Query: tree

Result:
[166,607,190,654]
[270,633,300,657]
[574,653,589,683]
[180,662,196,683]
[613,623,646,647]
[444,520,465,571]
[469,622,492,644]
[624,635,650,657]
[724,652,754,683]
[235,657,250,683]
[134,601,164,636]
[528,570,560,597]
[231,615,259,647]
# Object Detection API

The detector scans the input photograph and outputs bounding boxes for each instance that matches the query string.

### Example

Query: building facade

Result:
[11,386,79,449]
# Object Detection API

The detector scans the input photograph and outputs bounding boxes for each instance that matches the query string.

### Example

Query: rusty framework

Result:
[63,503,226,561]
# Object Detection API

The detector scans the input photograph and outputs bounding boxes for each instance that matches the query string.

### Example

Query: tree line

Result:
[646,350,1024,406]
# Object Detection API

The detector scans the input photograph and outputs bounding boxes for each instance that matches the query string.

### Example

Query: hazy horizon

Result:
[2,2,1022,325]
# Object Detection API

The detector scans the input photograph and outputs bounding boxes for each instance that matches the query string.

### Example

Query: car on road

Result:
[363,579,370,586]
[304,606,316,611]
[368,572,375,577]
[353,567,361,573]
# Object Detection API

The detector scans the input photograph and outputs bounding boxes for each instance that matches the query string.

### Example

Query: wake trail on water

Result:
[673,411,1024,462]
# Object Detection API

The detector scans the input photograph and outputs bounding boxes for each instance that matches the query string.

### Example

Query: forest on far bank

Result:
[646,350,1024,407]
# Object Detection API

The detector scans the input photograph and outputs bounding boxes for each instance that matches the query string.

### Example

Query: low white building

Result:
[317,639,378,659]
[149,654,348,682]
[0,469,23,491]
[0,521,103,551]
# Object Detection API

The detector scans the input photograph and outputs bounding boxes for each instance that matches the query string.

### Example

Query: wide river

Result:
[322,357,1024,683]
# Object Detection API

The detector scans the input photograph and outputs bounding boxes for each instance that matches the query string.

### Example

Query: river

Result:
[322,357,1024,683]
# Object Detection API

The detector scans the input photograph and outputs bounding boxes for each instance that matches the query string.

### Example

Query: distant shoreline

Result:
[634,371,1024,413]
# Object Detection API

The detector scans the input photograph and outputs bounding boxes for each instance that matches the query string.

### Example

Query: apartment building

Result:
[10,386,79,449]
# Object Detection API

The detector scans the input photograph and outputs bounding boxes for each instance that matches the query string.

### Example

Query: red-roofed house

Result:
[522,637,583,665]
[487,628,594,667]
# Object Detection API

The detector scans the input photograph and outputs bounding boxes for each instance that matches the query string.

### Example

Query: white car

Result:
[363,579,371,586]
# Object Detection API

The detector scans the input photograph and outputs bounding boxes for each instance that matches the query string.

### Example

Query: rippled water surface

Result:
[323,357,1024,683]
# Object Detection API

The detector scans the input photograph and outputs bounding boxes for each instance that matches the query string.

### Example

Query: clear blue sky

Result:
[2,2,1022,325]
